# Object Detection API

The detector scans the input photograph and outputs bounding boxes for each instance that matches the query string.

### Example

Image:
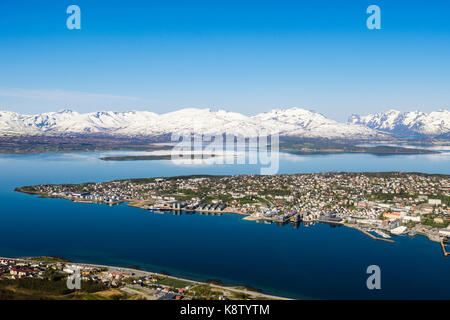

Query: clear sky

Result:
[0,0,449,121]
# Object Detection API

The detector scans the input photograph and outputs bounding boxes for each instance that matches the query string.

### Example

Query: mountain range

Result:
[349,109,450,137]
[0,107,448,140]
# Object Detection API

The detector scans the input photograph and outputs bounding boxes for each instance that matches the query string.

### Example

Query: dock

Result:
[359,228,395,243]
[441,238,449,257]
[344,224,395,243]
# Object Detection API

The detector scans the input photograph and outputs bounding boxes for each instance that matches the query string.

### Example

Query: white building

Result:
[429,199,442,206]
[403,215,421,222]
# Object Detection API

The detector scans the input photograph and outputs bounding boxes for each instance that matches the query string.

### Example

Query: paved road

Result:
[121,286,158,300]
[101,265,290,299]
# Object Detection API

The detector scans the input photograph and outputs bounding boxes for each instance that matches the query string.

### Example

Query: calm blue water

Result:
[0,151,449,299]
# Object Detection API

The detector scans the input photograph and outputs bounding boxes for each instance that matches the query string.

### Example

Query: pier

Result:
[441,238,449,257]
[359,228,395,243]
[344,224,395,243]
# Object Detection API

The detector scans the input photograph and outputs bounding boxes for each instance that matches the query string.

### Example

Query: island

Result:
[100,154,217,161]
[16,172,450,256]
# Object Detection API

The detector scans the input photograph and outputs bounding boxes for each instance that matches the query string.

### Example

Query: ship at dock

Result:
[318,212,343,224]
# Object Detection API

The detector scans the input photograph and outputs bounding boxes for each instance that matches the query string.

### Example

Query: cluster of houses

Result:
[0,259,45,279]
[0,258,187,299]
[0,259,110,281]
[50,191,124,204]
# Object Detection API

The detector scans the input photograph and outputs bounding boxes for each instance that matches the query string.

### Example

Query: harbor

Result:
[350,226,396,243]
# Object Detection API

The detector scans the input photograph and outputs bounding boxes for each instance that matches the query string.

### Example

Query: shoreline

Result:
[0,255,291,300]
[15,187,447,247]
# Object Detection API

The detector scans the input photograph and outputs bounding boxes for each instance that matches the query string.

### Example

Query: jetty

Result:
[441,238,449,257]
[344,224,395,243]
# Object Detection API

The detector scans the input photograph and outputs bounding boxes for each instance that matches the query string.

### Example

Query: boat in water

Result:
[374,229,392,238]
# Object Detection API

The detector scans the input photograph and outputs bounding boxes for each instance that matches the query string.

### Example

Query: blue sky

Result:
[0,0,449,121]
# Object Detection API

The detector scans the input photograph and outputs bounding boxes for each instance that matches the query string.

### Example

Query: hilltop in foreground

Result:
[0,256,281,300]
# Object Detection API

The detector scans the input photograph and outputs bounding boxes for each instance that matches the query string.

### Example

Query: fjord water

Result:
[0,151,449,299]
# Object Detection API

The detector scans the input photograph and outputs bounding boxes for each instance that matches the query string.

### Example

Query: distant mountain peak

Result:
[56,109,77,114]
[350,109,450,136]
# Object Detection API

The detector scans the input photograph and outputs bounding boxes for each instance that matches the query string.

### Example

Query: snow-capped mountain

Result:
[0,107,384,139]
[253,108,380,139]
[349,109,450,136]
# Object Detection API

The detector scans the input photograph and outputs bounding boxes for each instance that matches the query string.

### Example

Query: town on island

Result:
[16,172,450,257]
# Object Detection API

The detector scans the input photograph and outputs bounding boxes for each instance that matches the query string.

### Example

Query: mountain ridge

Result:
[349,109,450,136]
[2,107,448,140]
[0,107,385,140]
